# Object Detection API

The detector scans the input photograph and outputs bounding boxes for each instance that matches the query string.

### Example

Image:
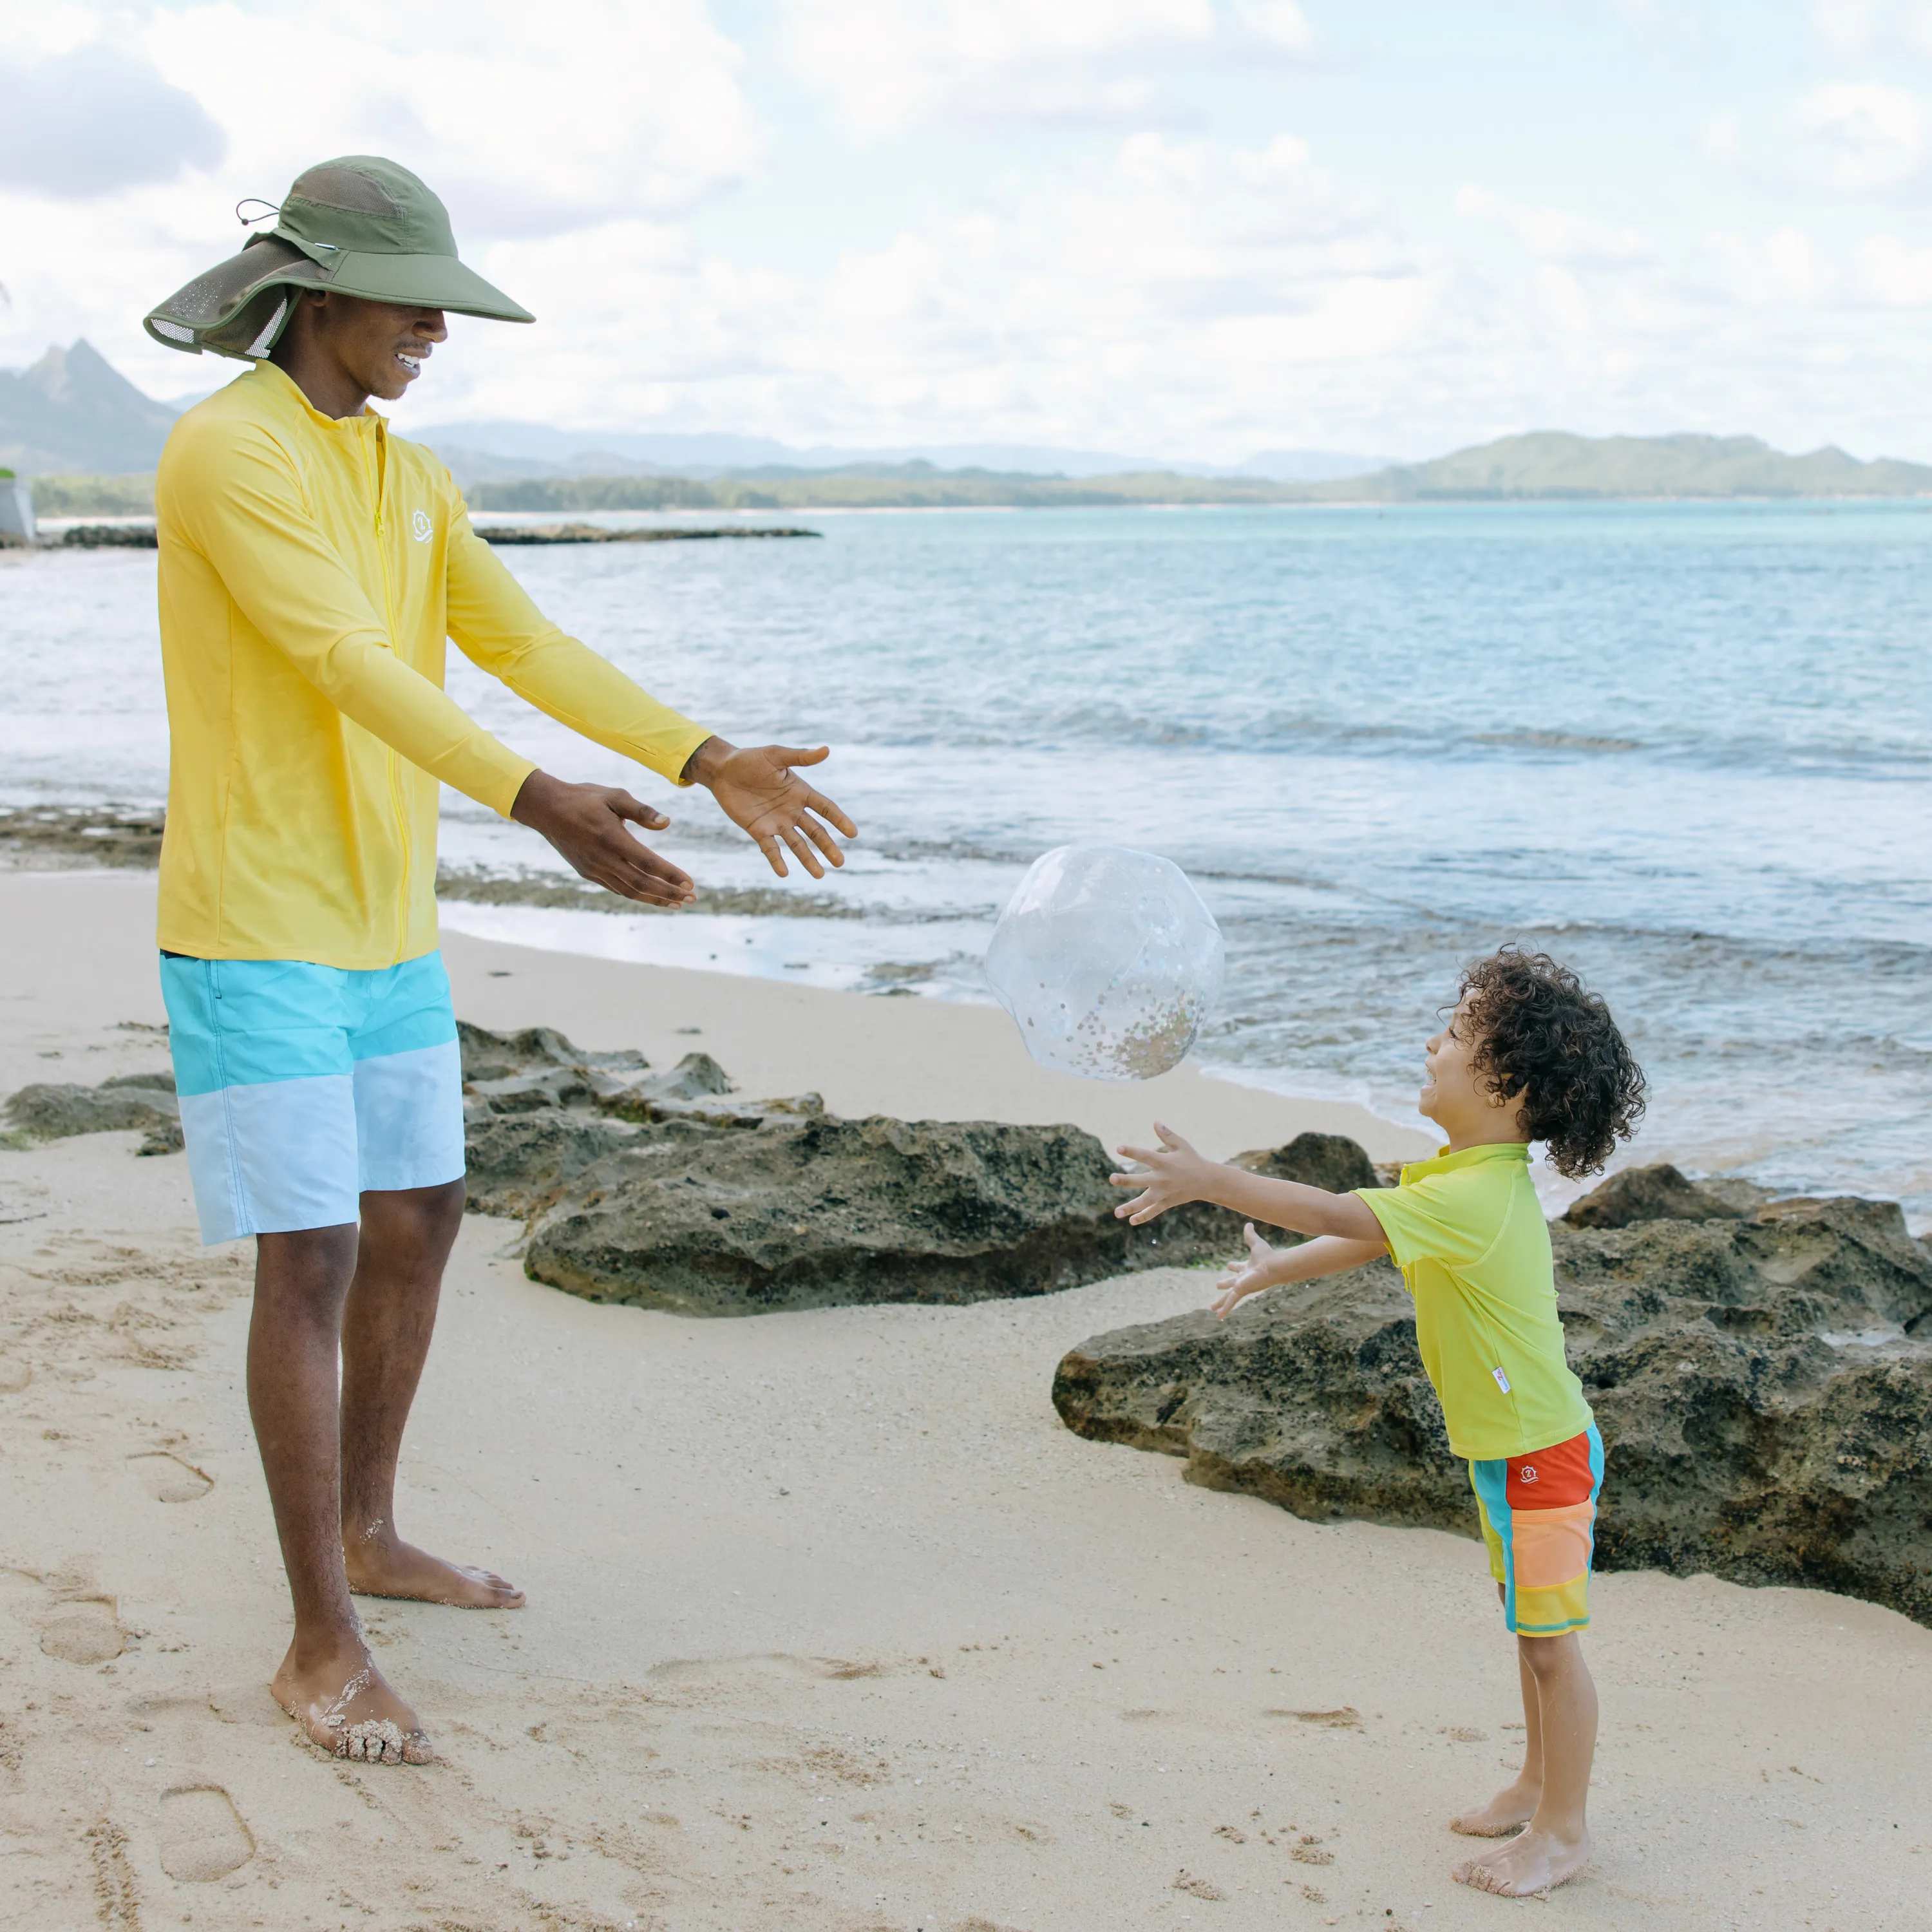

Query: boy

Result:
[1109,947,1645,1898]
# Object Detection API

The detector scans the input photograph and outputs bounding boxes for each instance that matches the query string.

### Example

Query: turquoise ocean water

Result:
[4,500,1928,1218]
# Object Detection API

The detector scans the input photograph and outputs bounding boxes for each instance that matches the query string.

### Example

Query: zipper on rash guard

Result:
[365,421,412,961]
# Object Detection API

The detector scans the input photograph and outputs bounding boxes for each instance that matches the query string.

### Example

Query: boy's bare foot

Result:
[271,1641,433,1765]
[1450,1779,1541,1837]
[1453,1824,1590,1897]
[344,1526,524,1608]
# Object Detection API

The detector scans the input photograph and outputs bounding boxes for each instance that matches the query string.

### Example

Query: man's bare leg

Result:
[252,1223,433,1765]
[1454,1631,1596,1897]
[338,1180,523,1608]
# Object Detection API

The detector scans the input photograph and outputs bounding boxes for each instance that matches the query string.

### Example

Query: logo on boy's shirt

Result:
[411,508,433,543]
[1492,1365,1512,1394]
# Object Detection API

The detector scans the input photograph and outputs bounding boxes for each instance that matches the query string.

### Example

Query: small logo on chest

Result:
[410,507,433,543]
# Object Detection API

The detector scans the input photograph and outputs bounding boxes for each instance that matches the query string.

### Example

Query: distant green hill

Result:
[464,463,1298,512]
[1300,431,1932,502]
[26,431,1932,521]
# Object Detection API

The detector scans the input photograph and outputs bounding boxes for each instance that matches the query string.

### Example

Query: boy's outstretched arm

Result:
[1110,1122,1387,1243]
[1210,1223,1389,1320]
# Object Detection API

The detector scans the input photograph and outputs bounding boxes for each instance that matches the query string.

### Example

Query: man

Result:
[142,156,856,1766]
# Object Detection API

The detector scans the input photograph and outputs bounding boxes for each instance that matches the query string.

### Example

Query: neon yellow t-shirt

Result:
[1356,1142,1592,1461]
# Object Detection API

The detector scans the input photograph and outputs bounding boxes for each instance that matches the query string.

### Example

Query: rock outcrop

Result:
[1053,1159,1932,1627]
[3,1072,182,1154]
[525,1113,1220,1316]
[458,1023,1369,1314]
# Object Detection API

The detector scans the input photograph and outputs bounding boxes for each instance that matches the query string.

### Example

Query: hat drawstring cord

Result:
[234,198,281,227]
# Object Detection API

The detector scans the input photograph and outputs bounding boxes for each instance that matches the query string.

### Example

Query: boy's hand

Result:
[1110,1122,1215,1224]
[1210,1222,1285,1319]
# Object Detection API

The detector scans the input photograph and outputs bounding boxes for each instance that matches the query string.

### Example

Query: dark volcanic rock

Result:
[1562,1161,1741,1228]
[1054,1155,1932,1625]
[464,1110,642,1219]
[460,1022,1379,1315]
[5,1075,180,1150]
[523,1114,1238,1316]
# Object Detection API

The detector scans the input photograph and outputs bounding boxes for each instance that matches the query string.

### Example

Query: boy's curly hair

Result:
[1454,947,1645,1179]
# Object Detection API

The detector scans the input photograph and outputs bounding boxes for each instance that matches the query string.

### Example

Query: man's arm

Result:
[1109,1121,1388,1244]
[446,515,857,876]
[165,425,543,815]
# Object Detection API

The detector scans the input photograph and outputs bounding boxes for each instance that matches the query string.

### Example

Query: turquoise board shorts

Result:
[159,951,464,1246]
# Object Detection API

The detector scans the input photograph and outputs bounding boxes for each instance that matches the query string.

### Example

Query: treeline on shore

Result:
[14,468,1308,516]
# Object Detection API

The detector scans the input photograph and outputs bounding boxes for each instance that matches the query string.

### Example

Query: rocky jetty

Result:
[458,1023,1341,1314]
[44,522,820,549]
[1053,1157,1932,1627]
[475,523,819,545]
[3,1071,181,1153]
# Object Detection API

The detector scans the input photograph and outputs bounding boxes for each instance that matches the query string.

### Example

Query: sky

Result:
[5,0,1932,462]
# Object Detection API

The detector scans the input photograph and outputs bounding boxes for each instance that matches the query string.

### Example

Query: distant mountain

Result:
[1303,431,1932,502]
[0,341,179,473]
[1236,448,1395,482]
[412,420,1392,484]
[9,343,1925,505]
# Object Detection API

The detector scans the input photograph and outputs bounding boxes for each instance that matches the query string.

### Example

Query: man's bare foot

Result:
[271,1641,433,1765]
[1454,1824,1590,1897]
[1451,1779,1541,1837]
[344,1524,524,1608]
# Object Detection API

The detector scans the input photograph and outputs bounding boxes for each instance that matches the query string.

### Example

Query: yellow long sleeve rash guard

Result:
[154,362,711,969]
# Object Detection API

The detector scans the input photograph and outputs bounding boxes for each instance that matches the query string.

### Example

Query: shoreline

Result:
[5,836,1924,1227]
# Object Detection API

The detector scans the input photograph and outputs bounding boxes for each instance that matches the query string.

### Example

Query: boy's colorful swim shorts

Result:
[159,951,464,1246]
[1470,1425,1604,1637]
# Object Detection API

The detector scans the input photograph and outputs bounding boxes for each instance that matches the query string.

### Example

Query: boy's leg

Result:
[254,1225,435,1765]
[339,1180,524,1607]
[1450,1585,1544,1835]
[1454,1632,1597,1897]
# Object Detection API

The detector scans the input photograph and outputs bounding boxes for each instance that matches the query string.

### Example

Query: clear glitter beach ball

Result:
[985,844,1225,1081]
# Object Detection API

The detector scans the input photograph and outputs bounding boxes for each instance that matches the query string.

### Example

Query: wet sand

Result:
[2,869,1929,1931]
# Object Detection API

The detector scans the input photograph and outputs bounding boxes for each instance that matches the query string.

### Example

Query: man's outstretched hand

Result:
[683,738,857,879]
[510,772,696,907]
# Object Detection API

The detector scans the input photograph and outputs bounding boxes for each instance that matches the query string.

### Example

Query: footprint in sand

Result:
[157,1785,254,1882]
[128,1452,213,1503]
[0,1354,29,1394]
[40,1598,126,1665]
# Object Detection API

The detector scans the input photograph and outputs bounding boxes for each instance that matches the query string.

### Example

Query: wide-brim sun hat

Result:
[144,154,533,362]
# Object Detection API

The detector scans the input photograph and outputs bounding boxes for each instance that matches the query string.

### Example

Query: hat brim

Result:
[145,233,533,361]
[316,249,533,323]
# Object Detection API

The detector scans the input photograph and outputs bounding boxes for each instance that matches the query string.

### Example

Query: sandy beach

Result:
[3,868,1931,1932]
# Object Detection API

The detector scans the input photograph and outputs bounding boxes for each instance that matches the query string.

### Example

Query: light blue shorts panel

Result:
[160,952,463,1245]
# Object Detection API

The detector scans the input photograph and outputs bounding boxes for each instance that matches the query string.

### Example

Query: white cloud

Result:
[1796,81,1926,190]
[401,130,1428,459]
[142,0,760,236]
[777,0,1312,138]
[1455,186,1652,267]
[1812,0,1932,59]
[0,0,762,390]
[1855,232,1932,301]
[1700,111,1742,162]
[1701,225,1831,304]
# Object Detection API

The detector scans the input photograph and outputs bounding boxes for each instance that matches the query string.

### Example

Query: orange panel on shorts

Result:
[1510,1503,1596,1589]
[1504,1430,1595,1509]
